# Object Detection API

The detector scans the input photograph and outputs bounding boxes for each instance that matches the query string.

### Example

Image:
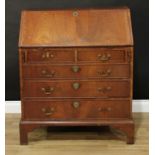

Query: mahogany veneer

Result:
[19,8,134,144]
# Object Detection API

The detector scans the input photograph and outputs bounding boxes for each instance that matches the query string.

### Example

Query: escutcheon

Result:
[72,101,80,108]
[71,65,80,73]
[72,82,80,90]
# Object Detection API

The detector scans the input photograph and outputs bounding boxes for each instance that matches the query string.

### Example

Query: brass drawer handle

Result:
[72,82,80,90]
[42,52,54,59]
[98,69,111,77]
[98,86,112,93]
[41,70,55,77]
[72,101,80,108]
[98,107,112,112]
[41,87,55,94]
[42,107,55,116]
[71,65,80,73]
[97,54,111,62]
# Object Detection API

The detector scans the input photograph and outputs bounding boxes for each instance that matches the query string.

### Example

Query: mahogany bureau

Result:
[19,8,134,144]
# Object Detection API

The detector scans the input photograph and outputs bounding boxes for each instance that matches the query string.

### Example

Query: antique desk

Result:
[19,8,134,144]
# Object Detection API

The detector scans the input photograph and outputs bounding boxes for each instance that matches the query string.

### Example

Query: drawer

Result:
[23,100,131,120]
[78,48,127,63]
[22,64,130,79]
[22,48,75,63]
[23,80,130,98]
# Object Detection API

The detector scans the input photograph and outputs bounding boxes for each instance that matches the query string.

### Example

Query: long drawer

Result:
[23,100,131,120]
[22,64,130,79]
[23,80,130,98]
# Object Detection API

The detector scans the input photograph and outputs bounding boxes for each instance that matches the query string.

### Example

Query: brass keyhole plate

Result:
[73,11,78,17]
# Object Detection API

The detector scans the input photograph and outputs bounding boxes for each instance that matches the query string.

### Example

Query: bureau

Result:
[19,8,134,144]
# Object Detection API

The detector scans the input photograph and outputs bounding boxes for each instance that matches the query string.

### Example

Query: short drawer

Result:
[78,48,127,63]
[22,64,130,79]
[22,48,75,63]
[23,100,131,120]
[23,80,130,98]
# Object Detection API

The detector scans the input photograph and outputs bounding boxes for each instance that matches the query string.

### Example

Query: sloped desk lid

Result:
[19,8,133,47]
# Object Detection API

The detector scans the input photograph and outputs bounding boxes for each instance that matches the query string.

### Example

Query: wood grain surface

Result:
[19,8,134,144]
[22,100,131,120]
[22,80,130,98]
[22,64,130,79]
[19,8,133,47]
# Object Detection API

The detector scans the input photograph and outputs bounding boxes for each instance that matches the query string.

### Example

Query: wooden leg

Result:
[20,122,28,145]
[111,123,134,144]
[127,135,134,144]
[19,122,38,145]
[19,121,134,144]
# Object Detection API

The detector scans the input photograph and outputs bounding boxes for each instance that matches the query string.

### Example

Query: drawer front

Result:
[23,80,130,98]
[22,64,130,79]
[78,48,126,63]
[23,48,75,63]
[23,100,131,120]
